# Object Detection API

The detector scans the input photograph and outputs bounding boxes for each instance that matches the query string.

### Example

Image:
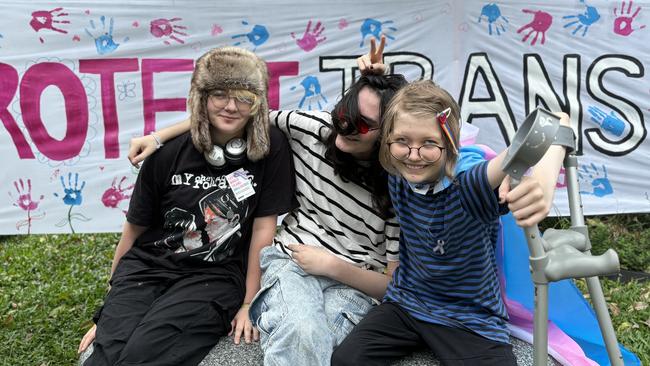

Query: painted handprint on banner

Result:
[29,7,70,43]
[613,1,646,36]
[232,21,270,50]
[8,178,45,234]
[588,106,626,137]
[517,9,553,45]
[150,17,188,45]
[102,176,134,214]
[563,0,600,37]
[295,76,328,110]
[478,3,509,36]
[56,173,85,206]
[359,18,396,48]
[85,15,129,55]
[292,20,326,52]
[211,24,223,36]
[54,172,91,233]
[578,163,613,197]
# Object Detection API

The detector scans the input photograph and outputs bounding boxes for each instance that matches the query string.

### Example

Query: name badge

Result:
[226,168,255,202]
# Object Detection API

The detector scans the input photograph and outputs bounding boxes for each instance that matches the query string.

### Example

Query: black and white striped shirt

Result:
[270,110,399,270]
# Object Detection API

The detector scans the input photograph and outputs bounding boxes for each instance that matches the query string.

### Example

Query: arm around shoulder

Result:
[128,119,191,166]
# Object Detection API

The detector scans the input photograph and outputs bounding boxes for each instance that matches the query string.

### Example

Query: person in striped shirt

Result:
[331,80,569,366]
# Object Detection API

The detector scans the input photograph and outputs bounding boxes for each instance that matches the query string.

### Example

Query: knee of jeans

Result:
[283,317,329,344]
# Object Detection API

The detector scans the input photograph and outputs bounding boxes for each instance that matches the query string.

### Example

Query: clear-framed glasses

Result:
[387,141,445,163]
[208,89,257,111]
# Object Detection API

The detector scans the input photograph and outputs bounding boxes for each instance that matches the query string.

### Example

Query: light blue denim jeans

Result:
[249,246,375,366]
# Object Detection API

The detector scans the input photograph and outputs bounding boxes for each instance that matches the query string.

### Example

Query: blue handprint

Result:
[232,21,269,51]
[578,163,613,197]
[54,172,90,233]
[563,0,600,37]
[588,106,626,137]
[359,18,396,48]
[478,3,509,36]
[293,76,328,110]
[55,172,86,206]
[85,15,128,55]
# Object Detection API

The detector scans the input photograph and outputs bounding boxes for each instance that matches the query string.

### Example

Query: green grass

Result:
[542,213,650,272]
[575,278,650,365]
[1,215,649,365]
[0,233,117,366]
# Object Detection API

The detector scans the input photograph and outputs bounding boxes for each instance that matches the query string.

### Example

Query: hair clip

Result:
[437,107,457,153]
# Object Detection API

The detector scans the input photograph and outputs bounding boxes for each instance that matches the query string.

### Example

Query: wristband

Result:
[241,303,251,309]
[150,132,164,149]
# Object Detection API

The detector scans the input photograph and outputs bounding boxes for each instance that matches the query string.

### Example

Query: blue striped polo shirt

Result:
[385,161,510,344]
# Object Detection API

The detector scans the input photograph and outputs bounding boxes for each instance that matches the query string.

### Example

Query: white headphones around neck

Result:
[204,138,247,168]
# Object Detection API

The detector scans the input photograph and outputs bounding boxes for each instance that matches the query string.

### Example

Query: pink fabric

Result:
[506,299,598,366]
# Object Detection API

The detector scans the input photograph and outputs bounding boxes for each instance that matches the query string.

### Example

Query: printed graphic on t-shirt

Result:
[152,207,199,251]
[153,169,254,262]
[193,187,248,262]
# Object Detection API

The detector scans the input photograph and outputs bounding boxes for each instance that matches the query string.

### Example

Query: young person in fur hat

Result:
[78,47,296,366]
[124,38,485,365]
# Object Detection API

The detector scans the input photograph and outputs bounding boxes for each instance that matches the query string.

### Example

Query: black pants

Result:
[84,252,242,366]
[331,302,517,366]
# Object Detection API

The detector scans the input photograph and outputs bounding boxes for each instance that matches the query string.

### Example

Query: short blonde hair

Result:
[379,80,461,179]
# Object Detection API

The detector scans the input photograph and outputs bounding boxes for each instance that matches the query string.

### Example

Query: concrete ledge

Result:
[80,336,559,365]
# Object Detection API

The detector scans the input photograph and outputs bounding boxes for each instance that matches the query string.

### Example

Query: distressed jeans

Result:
[249,246,375,366]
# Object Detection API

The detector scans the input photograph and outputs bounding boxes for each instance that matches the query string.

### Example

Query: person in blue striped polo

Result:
[332,80,569,366]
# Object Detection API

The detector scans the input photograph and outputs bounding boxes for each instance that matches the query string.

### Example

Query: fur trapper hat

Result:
[188,47,270,161]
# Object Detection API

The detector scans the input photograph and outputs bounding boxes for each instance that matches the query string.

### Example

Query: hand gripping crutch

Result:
[500,108,623,366]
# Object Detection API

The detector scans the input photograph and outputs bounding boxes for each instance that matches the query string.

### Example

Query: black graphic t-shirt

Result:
[126,126,296,277]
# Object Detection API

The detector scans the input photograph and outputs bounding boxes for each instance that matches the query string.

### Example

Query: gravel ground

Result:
[80,336,559,365]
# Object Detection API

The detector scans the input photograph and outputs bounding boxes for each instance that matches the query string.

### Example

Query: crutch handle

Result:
[545,246,619,282]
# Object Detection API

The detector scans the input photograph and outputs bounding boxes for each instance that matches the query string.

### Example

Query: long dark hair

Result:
[325,74,408,219]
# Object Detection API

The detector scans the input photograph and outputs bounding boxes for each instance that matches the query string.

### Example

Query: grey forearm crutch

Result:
[501,108,623,366]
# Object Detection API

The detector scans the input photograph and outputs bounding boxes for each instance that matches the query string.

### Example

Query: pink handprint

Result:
[291,20,326,52]
[613,1,646,36]
[29,7,70,43]
[8,178,45,234]
[517,9,553,45]
[102,176,134,213]
[150,17,188,45]
[211,24,223,36]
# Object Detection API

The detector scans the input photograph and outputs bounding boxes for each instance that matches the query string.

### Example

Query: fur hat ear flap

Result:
[189,89,213,154]
[246,99,270,161]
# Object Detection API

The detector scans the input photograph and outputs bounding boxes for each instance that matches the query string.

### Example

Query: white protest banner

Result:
[1,0,648,234]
